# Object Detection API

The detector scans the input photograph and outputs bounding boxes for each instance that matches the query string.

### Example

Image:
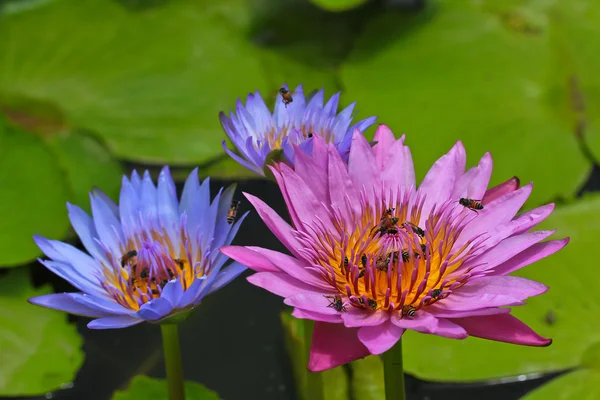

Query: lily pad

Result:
[0,0,269,164]
[522,369,600,400]
[402,194,600,382]
[307,0,368,13]
[0,116,70,266]
[0,268,84,395]
[341,0,592,206]
[280,310,349,400]
[112,375,220,400]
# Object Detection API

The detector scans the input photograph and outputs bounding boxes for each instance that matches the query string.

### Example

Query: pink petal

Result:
[430,318,469,339]
[293,143,329,205]
[456,276,548,300]
[247,272,331,298]
[272,163,334,232]
[467,230,556,272]
[327,145,359,221]
[452,152,493,201]
[246,247,332,290]
[380,135,415,190]
[418,141,466,220]
[434,292,524,311]
[284,293,340,315]
[243,193,303,258]
[348,130,381,194]
[492,238,569,275]
[473,203,555,253]
[357,319,405,354]
[483,176,520,204]
[452,314,551,346]
[309,322,369,372]
[220,245,279,272]
[456,183,533,248]
[341,309,390,327]
[292,308,343,323]
[427,304,512,318]
[372,125,399,166]
[390,310,439,334]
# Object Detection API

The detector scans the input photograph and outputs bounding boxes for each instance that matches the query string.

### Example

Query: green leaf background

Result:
[1,0,600,398]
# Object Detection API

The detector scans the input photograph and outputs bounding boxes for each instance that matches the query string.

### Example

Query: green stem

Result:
[303,320,324,400]
[382,338,406,400]
[161,324,185,400]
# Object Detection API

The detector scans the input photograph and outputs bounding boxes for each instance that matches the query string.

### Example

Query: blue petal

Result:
[323,92,341,117]
[211,184,238,249]
[130,170,142,192]
[290,84,306,124]
[160,280,184,308]
[29,293,123,318]
[87,315,143,329]
[179,167,200,215]
[90,190,124,255]
[222,141,264,176]
[140,170,158,222]
[67,203,109,265]
[176,276,208,308]
[92,187,119,218]
[211,211,249,269]
[38,259,107,299]
[136,297,174,321]
[204,262,247,297]
[157,167,180,246]
[118,176,140,239]
[306,88,325,110]
[351,116,378,133]
[35,236,103,276]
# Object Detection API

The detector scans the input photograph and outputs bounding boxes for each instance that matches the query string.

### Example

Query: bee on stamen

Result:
[430,288,443,299]
[375,255,389,272]
[459,198,484,213]
[420,243,427,260]
[401,221,425,238]
[358,297,378,310]
[325,295,347,313]
[140,268,149,279]
[120,250,138,268]
[401,250,410,263]
[370,207,400,236]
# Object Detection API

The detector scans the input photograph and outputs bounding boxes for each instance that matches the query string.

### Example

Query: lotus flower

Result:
[219,84,377,176]
[30,167,247,329]
[221,125,568,371]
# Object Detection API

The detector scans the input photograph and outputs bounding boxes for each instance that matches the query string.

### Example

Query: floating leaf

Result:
[280,310,349,400]
[0,116,70,266]
[307,0,368,13]
[0,0,269,164]
[341,0,591,206]
[112,375,220,400]
[402,194,600,382]
[0,268,84,395]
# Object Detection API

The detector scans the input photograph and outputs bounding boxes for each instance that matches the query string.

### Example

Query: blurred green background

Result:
[1,0,599,399]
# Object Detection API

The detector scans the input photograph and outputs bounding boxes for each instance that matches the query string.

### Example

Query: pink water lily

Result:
[221,125,568,372]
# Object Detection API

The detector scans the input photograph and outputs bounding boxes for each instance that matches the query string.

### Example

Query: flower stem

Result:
[303,320,324,400]
[382,338,406,400]
[161,323,185,400]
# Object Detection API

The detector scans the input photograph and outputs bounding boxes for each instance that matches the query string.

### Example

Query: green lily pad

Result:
[0,268,84,395]
[350,356,385,400]
[522,369,600,400]
[280,310,349,400]
[0,116,70,266]
[402,194,600,382]
[0,0,269,164]
[341,0,591,206]
[112,375,220,400]
[307,0,368,13]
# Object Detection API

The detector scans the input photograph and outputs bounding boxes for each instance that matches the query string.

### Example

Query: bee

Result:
[402,221,425,238]
[342,256,349,269]
[140,268,149,279]
[401,250,410,263]
[358,297,378,310]
[361,254,368,267]
[402,305,416,317]
[279,87,293,108]
[371,208,400,236]
[307,132,314,138]
[420,243,427,260]
[375,255,389,272]
[459,198,484,213]
[120,250,138,268]
[325,295,347,313]
[173,258,185,271]
[227,200,241,224]
[430,288,442,299]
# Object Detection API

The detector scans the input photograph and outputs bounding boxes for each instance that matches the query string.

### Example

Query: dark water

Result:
[6,167,597,400]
